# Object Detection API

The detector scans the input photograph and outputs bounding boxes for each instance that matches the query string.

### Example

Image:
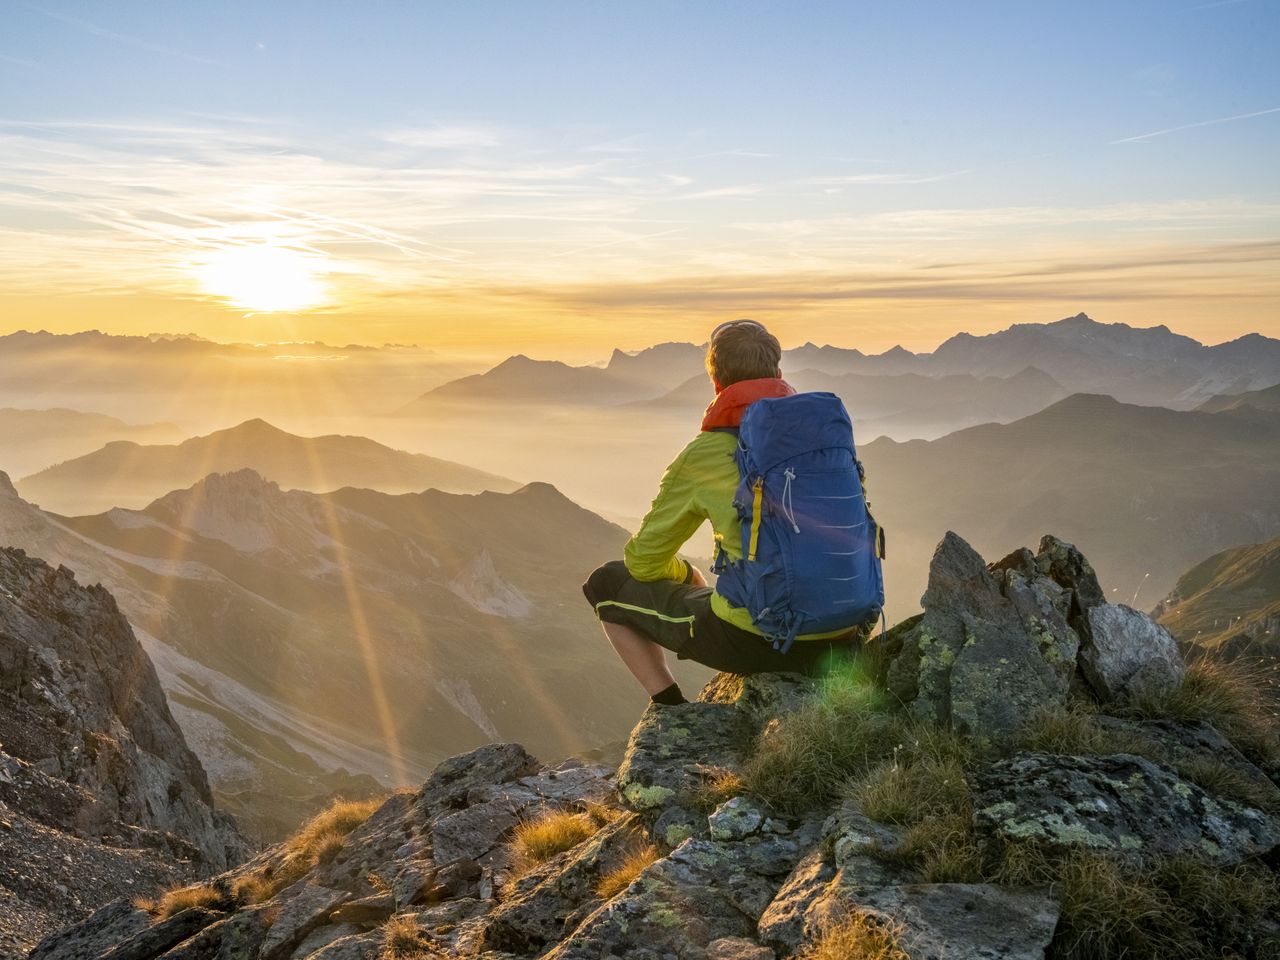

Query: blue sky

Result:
[2,1,1277,354]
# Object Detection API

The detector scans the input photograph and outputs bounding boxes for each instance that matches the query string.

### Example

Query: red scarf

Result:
[701,377,795,431]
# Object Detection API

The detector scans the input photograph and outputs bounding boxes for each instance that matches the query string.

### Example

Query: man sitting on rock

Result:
[583,320,867,707]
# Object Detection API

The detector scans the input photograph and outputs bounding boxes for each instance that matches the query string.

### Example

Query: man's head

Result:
[705,319,782,391]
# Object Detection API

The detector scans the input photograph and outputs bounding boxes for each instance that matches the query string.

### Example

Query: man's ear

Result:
[712,376,724,394]
[775,367,782,378]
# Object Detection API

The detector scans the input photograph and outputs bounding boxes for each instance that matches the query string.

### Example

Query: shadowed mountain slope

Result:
[1197,382,1280,414]
[861,393,1280,620]
[1155,537,1280,675]
[0,469,708,845]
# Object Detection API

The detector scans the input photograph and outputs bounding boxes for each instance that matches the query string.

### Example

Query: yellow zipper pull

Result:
[748,478,764,561]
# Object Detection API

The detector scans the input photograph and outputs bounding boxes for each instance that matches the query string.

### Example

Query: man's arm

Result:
[623,442,707,583]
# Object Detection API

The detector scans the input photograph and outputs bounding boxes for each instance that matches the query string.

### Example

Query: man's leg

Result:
[600,619,677,696]
[583,560,689,704]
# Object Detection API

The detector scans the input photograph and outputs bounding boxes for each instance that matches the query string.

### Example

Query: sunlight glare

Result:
[194,244,329,312]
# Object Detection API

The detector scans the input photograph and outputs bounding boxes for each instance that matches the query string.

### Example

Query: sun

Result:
[193,244,329,312]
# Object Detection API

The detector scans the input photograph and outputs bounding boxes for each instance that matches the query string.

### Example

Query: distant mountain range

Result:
[0,469,708,842]
[860,393,1280,620]
[17,418,519,515]
[0,328,480,426]
[398,314,1280,436]
[0,407,183,480]
[626,366,1069,441]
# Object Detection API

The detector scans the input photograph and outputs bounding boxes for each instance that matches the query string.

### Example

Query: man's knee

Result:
[583,559,629,607]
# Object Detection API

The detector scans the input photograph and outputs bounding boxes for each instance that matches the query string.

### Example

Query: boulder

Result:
[411,743,541,818]
[27,901,152,960]
[614,702,753,812]
[259,883,350,960]
[974,753,1280,865]
[1035,535,1105,614]
[805,883,1059,960]
[706,936,776,960]
[708,797,766,842]
[542,832,814,960]
[886,533,1075,740]
[1079,604,1184,703]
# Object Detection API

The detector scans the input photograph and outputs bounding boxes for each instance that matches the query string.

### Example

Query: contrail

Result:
[23,3,227,67]
[1111,106,1280,143]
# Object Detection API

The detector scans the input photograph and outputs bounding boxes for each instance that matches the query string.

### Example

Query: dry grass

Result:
[284,796,383,862]
[596,843,660,900]
[232,795,384,905]
[741,670,912,814]
[510,810,599,874]
[797,911,909,960]
[899,814,985,884]
[1123,656,1280,767]
[134,882,225,920]
[691,767,746,813]
[851,755,971,826]
[1015,703,1145,755]
[382,913,437,960]
[582,802,621,828]
[991,843,1280,960]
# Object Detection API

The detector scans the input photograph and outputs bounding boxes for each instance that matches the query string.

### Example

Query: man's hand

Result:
[687,564,708,588]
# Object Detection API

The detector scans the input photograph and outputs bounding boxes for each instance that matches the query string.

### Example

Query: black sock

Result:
[651,682,687,706]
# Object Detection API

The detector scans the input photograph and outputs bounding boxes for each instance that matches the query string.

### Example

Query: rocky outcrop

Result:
[882,533,1188,739]
[884,533,1082,739]
[0,548,244,955]
[26,533,1280,960]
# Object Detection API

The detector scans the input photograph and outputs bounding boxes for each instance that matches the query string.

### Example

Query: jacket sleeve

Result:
[623,440,706,582]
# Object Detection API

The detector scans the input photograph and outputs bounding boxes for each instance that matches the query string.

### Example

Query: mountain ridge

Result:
[18,419,520,515]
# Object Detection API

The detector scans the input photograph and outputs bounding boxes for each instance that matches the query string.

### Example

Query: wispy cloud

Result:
[24,3,227,66]
[382,125,504,149]
[1,114,1276,338]
[1111,105,1280,143]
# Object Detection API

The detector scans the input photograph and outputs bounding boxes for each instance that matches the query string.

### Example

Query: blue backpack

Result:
[712,392,885,653]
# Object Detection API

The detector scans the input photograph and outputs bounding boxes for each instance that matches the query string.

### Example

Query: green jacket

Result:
[623,430,851,641]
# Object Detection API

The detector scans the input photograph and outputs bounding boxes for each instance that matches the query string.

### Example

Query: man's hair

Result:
[706,319,782,387]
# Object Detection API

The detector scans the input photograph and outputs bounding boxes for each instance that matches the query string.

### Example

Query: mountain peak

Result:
[150,468,283,511]
[0,470,17,501]
[223,418,291,438]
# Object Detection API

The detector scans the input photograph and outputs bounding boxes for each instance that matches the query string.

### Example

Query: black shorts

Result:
[582,560,857,676]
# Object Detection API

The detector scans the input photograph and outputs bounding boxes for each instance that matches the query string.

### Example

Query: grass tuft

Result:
[510,810,599,874]
[1015,702,1140,755]
[134,882,225,920]
[797,911,910,960]
[990,843,1280,960]
[1122,656,1280,767]
[851,755,971,827]
[596,843,660,900]
[382,913,437,959]
[691,767,746,813]
[232,795,384,905]
[741,665,911,814]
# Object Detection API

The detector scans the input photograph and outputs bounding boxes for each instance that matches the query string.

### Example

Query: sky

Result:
[2,0,1278,359]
